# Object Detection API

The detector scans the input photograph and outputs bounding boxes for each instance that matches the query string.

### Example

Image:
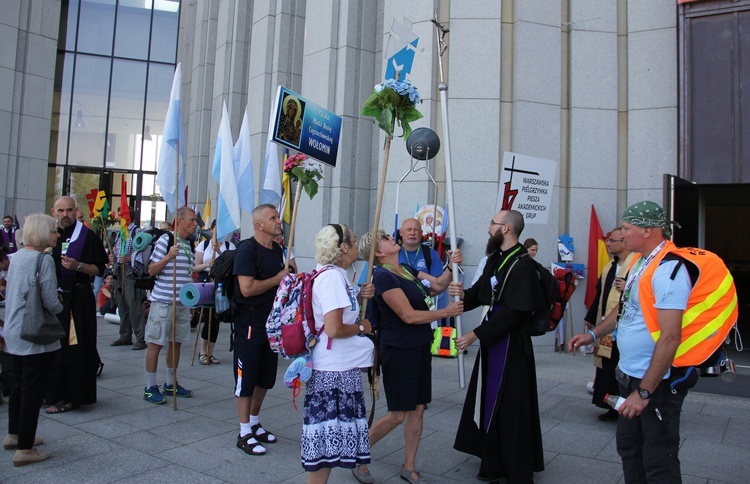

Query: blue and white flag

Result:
[234,109,255,214]
[211,102,241,241]
[260,112,282,206]
[155,63,185,215]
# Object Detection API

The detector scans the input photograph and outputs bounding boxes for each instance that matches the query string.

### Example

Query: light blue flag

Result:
[234,109,254,213]
[260,111,281,206]
[211,102,241,241]
[155,63,185,215]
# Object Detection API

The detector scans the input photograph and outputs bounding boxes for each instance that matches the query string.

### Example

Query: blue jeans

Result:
[615,367,686,484]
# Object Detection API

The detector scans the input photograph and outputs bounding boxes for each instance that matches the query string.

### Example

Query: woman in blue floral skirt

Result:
[301,224,374,483]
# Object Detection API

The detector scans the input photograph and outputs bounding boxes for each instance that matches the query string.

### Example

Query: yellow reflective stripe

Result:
[649,272,735,346]
[682,273,734,327]
[674,292,738,360]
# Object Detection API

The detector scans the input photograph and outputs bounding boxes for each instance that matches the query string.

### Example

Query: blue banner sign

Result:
[271,86,341,168]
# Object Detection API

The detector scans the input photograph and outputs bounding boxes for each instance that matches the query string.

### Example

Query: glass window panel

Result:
[143,63,175,173]
[61,0,80,52]
[69,170,102,215]
[108,59,147,171]
[77,0,115,56]
[52,53,75,166]
[114,0,152,60]
[68,55,112,168]
[150,7,179,62]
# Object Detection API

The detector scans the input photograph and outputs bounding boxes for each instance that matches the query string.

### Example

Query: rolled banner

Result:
[179,282,215,308]
[132,231,154,251]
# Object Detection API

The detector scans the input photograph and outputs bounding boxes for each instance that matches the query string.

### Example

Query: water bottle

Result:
[215,283,229,313]
[604,393,625,411]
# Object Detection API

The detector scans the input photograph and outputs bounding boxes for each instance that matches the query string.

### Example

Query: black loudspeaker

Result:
[405,127,440,160]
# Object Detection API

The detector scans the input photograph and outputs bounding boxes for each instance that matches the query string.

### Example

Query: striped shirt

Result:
[149,233,194,304]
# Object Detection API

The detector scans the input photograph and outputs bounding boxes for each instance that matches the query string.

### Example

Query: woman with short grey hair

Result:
[3,214,63,467]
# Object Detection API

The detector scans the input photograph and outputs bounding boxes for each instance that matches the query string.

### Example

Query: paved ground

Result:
[0,316,749,483]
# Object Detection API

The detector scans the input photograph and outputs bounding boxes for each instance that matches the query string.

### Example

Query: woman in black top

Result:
[355,230,462,484]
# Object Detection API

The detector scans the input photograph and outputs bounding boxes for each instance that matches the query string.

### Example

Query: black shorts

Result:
[233,310,278,397]
[380,343,431,411]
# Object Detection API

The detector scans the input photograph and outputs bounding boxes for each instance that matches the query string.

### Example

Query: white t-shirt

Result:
[196,239,236,273]
[617,259,691,379]
[311,264,373,371]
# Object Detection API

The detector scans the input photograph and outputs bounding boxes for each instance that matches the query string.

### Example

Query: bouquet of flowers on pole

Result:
[283,153,324,199]
[282,153,324,271]
[361,79,423,140]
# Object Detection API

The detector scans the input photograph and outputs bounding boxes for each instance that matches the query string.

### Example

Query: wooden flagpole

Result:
[171,142,179,411]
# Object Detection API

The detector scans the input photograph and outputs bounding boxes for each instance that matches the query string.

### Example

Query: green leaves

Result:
[361,82,423,141]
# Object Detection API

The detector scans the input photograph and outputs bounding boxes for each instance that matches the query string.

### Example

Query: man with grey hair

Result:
[570,200,691,482]
[232,204,290,456]
[143,206,198,404]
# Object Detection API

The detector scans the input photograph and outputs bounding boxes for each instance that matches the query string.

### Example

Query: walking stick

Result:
[361,135,392,426]
[433,15,465,388]
[284,181,304,271]
[191,307,204,366]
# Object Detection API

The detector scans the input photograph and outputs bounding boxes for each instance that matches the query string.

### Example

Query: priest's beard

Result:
[486,231,504,255]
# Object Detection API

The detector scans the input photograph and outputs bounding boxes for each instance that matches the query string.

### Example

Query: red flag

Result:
[120,175,131,225]
[184,185,188,208]
[585,205,610,308]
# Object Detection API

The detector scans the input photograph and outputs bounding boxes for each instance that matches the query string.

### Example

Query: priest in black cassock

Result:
[451,209,544,484]
[1,215,18,253]
[45,196,107,414]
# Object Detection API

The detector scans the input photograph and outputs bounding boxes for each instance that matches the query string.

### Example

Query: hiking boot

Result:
[132,341,147,350]
[163,382,193,398]
[144,385,166,405]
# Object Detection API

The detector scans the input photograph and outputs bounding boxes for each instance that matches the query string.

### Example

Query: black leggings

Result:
[199,307,220,343]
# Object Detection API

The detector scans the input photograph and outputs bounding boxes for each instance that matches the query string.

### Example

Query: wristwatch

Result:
[358,324,365,335]
[636,386,651,400]
[77,262,84,272]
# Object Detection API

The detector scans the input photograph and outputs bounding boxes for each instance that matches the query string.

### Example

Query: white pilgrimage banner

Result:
[495,152,557,224]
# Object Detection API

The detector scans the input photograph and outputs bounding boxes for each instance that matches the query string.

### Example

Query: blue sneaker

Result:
[162,381,193,398]
[144,385,166,405]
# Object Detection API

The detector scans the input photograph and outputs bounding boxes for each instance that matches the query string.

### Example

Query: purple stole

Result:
[60,221,88,278]
[1,228,16,253]
[482,303,511,432]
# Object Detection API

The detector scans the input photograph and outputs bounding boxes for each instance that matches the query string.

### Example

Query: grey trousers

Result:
[113,265,146,343]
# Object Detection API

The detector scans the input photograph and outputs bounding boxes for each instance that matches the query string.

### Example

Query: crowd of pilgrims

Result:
[0,199,547,483]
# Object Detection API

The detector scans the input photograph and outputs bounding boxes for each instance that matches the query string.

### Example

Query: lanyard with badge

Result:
[613,240,666,340]
[382,263,436,311]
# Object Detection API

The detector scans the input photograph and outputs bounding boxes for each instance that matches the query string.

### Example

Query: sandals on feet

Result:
[400,469,425,484]
[236,434,266,456]
[209,355,220,364]
[352,466,374,484]
[44,402,79,414]
[250,423,276,443]
[199,353,209,365]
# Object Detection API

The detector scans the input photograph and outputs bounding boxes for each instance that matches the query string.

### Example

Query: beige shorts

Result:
[145,301,191,345]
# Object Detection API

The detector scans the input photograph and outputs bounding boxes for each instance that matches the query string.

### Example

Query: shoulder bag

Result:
[20,252,65,345]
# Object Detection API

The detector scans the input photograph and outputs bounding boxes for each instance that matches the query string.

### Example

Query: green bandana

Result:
[621,200,680,238]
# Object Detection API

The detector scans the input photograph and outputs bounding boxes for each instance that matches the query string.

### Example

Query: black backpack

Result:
[499,255,576,336]
[210,238,283,323]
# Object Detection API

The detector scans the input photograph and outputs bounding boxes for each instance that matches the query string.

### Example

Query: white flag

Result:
[211,102,241,241]
[155,63,185,215]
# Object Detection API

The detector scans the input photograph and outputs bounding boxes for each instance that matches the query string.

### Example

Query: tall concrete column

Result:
[1,0,60,216]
